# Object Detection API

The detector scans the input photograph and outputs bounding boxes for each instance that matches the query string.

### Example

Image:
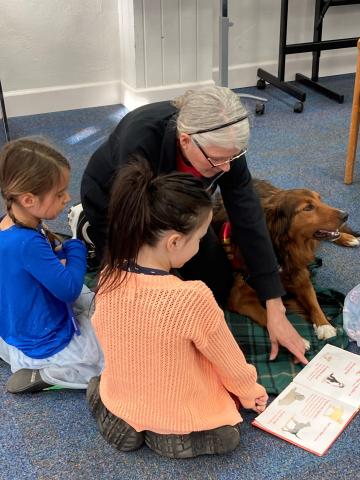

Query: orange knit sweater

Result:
[92,272,266,434]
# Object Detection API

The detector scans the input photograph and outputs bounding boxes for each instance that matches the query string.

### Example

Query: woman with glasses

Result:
[77,86,308,365]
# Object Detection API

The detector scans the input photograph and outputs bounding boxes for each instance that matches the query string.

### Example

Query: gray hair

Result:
[172,86,250,150]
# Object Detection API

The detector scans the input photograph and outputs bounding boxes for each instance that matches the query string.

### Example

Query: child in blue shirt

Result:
[0,138,103,393]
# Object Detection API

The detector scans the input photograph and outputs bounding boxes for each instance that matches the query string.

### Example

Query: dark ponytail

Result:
[98,157,212,291]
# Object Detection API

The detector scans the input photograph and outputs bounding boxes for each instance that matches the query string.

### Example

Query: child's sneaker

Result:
[6,369,53,394]
[145,424,240,458]
[87,376,144,451]
[86,376,102,416]
[68,203,92,244]
[68,204,99,271]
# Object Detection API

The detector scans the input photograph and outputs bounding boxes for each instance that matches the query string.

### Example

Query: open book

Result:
[252,344,360,456]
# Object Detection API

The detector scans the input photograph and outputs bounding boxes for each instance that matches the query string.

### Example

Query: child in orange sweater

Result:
[87,159,268,459]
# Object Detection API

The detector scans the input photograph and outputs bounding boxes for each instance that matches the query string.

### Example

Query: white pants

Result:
[0,286,104,389]
[343,283,360,347]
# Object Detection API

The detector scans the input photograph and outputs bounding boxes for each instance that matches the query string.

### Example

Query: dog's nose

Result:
[339,210,349,222]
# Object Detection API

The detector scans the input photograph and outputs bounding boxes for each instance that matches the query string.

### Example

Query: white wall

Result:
[119,0,214,111]
[1,0,359,116]
[132,0,213,88]
[213,0,360,87]
[0,0,121,116]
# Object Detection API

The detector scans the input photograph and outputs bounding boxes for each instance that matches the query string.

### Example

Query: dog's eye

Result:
[303,204,314,211]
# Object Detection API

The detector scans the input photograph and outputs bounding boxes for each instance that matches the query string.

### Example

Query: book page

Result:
[253,381,357,456]
[293,344,360,408]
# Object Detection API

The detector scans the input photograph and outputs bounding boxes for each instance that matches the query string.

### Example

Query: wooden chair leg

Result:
[344,38,360,184]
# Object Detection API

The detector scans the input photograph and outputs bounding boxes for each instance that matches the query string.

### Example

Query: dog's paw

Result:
[343,235,360,247]
[335,233,360,248]
[313,324,337,340]
[302,338,311,351]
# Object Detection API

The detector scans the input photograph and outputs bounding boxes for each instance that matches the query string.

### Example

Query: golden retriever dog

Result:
[213,179,359,340]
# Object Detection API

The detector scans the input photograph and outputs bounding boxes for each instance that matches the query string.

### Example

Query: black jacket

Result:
[81,101,285,301]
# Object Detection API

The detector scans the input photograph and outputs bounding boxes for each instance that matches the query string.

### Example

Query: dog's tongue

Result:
[314,229,340,241]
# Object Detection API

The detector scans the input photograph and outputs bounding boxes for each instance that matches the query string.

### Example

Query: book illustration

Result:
[321,353,333,362]
[324,405,345,424]
[252,344,360,456]
[278,387,305,406]
[253,384,356,455]
[281,417,311,439]
[323,373,345,388]
[294,346,360,406]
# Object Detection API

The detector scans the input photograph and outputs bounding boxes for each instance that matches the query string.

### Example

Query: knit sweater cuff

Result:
[236,382,267,409]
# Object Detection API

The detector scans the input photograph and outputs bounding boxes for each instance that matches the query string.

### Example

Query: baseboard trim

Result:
[3,78,216,118]
[119,79,215,111]
[3,80,123,118]
[213,50,358,89]
[3,49,357,118]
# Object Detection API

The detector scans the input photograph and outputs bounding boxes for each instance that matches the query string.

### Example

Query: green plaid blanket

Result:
[81,252,347,396]
[225,287,347,395]
[225,258,348,394]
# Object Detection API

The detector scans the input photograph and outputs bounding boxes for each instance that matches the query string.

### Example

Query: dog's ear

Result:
[212,193,228,235]
[263,196,294,251]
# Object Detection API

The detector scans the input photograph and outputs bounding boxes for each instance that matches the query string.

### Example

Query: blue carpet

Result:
[1,74,360,479]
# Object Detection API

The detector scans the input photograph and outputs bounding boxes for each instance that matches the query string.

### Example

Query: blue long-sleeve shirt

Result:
[0,225,87,359]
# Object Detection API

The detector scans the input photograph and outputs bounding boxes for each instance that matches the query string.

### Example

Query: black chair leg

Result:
[0,80,10,142]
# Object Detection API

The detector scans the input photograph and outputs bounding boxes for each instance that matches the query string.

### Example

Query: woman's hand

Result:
[266,297,309,365]
[253,394,268,413]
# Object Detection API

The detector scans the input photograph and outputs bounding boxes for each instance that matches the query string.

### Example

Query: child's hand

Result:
[253,394,268,413]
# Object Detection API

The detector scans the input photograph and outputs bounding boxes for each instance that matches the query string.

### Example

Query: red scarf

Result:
[219,222,243,270]
[176,144,202,178]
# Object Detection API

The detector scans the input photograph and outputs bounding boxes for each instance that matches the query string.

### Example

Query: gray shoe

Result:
[145,424,240,459]
[86,376,102,416]
[87,376,144,452]
[6,369,53,394]
[97,406,145,452]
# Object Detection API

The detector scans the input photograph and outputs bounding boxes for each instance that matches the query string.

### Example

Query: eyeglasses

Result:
[192,138,247,168]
